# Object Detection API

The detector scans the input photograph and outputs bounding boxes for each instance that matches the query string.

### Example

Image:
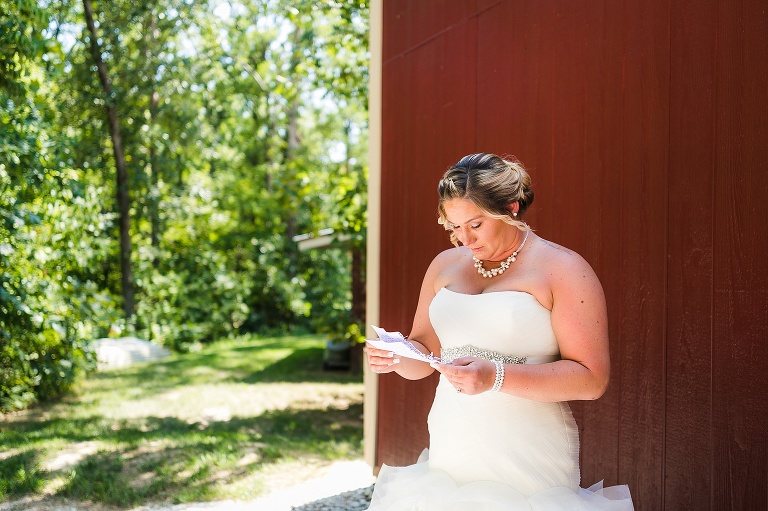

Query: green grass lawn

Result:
[0,334,364,508]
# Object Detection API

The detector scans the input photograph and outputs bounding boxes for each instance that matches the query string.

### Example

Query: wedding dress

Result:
[366,287,634,510]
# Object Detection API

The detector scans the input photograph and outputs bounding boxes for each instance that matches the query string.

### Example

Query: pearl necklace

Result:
[472,230,530,279]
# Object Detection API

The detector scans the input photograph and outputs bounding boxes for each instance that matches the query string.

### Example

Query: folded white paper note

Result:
[368,325,441,364]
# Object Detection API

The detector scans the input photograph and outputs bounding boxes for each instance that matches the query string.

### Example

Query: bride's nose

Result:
[456,228,475,246]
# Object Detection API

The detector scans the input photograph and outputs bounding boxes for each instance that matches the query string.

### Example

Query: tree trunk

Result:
[83,0,134,318]
[149,90,160,255]
[283,26,301,277]
[285,101,299,229]
[145,15,160,259]
[345,122,365,324]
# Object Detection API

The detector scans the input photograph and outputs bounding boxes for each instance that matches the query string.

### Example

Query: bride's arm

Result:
[366,251,450,381]
[434,249,611,401]
[518,248,611,401]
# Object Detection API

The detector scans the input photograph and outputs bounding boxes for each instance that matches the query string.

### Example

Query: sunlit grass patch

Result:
[0,450,45,499]
[0,333,364,507]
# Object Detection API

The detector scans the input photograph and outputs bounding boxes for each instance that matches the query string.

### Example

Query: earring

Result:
[513,212,518,218]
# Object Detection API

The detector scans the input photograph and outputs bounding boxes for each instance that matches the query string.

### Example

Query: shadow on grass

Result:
[239,347,359,384]
[0,450,45,498]
[82,337,361,401]
[1,403,364,506]
[0,334,365,506]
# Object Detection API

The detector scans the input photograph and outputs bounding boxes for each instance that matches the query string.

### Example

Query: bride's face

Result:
[442,198,520,261]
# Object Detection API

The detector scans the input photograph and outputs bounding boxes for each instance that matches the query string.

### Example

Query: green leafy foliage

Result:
[1,4,111,411]
[0,0,47,97]
[1,0,369,412]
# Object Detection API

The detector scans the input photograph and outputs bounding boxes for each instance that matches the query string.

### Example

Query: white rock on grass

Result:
[91,336,170,370]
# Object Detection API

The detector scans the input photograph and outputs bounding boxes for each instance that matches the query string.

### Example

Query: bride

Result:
[365,153,634,510]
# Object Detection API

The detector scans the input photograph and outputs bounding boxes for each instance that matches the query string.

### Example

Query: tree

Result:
[82,0,134,318]
[2,0,371,410]
[1,0,114,411]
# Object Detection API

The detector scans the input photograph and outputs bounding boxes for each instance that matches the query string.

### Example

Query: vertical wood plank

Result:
[549,1,588,253]
[666,0,716,508]
[527,2,557,240]
[712,0,768,508]
[613,2,669,509]
[383,0,479,64]
[475,0,541,163]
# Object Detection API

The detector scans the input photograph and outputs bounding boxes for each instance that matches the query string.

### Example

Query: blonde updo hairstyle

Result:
[437,153,534,247]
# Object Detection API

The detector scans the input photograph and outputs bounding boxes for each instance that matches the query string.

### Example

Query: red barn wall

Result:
[374,1,768,510]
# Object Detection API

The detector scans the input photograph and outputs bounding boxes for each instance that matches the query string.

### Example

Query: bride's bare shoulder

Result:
[423,246,471,283]
[432,246,471,266]
[536,237,579,258]
[534,236,600,284]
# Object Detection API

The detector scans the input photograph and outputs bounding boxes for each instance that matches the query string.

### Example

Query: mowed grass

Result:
[0,334,364,508]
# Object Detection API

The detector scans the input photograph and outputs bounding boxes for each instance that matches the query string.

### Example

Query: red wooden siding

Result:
[666,0,716,505]
[375,1,768,509]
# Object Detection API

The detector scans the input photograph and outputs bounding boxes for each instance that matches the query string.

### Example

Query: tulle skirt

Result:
[367,451,633,510]
[366,377,633,511]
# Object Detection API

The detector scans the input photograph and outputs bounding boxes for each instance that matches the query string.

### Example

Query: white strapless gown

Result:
[366,287,634,510]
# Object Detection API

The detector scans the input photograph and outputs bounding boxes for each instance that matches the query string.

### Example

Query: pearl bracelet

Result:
[491,360,505,392]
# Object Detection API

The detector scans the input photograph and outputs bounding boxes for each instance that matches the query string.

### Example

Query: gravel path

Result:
[238,460,375,511]
[289,484,373,511]
[138,459,376,511]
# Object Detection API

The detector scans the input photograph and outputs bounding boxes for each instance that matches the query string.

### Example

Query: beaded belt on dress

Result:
[440,345,558,365]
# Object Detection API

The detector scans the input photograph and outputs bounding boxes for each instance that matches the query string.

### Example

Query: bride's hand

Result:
[431,357,496,394]
[365,342,401,374]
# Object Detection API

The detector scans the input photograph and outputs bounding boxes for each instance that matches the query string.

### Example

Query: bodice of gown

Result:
[430,287,560,359]
[426,287,581,497]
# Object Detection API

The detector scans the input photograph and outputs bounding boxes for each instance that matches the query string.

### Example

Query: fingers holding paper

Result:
[430,357,496,395]
[365,343,401,373]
